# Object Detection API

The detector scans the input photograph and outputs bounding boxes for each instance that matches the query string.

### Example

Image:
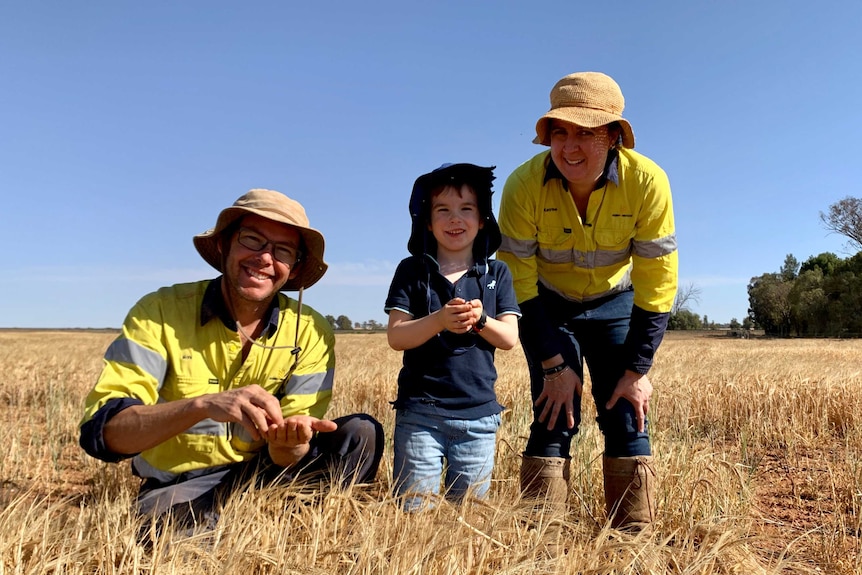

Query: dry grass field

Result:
[0,330,860,574]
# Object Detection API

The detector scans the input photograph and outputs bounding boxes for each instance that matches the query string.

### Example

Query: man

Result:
[80,188,384,527]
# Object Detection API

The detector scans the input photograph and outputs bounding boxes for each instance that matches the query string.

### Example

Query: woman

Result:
[497,71,678,529]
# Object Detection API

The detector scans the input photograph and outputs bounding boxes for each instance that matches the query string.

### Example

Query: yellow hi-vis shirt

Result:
[497,149,678,314]
[80,280,334,484]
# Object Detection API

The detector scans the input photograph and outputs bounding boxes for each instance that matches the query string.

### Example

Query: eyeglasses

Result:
[236,228,301,266]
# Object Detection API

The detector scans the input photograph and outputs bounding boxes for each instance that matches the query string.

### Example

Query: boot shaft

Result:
[520,455,570,503]
[602,455,656,529]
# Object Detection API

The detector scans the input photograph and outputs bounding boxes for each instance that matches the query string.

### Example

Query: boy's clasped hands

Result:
[437,297,484,334]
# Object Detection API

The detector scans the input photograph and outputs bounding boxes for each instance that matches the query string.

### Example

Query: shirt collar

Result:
[200,277,280,337]
[543,148,620,189]
[422,253,485,277]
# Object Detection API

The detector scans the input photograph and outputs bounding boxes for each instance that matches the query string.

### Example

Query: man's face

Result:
[548,119,614,192]
[221,214,301,306]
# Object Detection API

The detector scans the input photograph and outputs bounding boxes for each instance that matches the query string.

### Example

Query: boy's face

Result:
[427,184,483,257]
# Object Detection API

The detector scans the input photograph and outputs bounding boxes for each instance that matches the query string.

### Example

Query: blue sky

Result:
[2,1,859,328]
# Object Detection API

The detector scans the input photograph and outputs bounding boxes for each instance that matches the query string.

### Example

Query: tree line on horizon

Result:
[325,315,385,331]
[746,196,862,337]
[670,197,862,337]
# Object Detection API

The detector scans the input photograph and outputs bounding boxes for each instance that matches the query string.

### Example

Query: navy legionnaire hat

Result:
[194,188,328,290]
[407,163,501,260]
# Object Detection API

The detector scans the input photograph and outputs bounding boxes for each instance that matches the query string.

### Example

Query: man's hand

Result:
[200,384,285,441]
[605,370,653,433]
[264,415,338,448]
[264,415,338,468]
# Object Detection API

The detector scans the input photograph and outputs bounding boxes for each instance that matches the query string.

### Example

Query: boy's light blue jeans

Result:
[393,409,501,511]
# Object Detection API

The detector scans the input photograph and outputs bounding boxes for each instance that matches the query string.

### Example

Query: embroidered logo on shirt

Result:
[487,280,497,290]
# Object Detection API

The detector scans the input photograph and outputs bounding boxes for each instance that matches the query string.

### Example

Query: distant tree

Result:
[788,268,828,336]
[668,282,702,330]
[747,272,792,336]
[325,315,337,330]
[335,315,353,330]
[668,309,702,330]
[822,257,862,336]
[366,319,384,330]
[820,196,862,252]
[800,252,841,276]
[780,254,800,281]
[671,282,702,315]
[742,316,753,330]
[703,315,709,329]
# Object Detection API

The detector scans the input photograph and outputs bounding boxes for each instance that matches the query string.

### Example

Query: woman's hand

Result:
[605,370,652,433]
[535,367,583,430]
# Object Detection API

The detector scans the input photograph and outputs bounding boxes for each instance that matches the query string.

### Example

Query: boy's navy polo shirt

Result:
[384,255,521,419]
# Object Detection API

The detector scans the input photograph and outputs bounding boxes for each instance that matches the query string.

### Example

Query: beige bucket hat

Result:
[193,189,328,291]
[533,72,635,149]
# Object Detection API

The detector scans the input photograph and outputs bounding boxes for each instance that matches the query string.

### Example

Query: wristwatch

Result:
[474,310,488,332]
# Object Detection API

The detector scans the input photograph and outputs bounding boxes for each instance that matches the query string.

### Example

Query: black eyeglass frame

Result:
[235,227,302,266]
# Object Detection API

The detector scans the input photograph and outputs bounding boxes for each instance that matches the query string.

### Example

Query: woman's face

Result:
[548,119,615,193]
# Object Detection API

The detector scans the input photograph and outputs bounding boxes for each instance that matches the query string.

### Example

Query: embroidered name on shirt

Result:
[543,207,558,212]
[612,214,634,217]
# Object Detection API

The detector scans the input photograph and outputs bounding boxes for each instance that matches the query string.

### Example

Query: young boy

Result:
[384,163,521,511]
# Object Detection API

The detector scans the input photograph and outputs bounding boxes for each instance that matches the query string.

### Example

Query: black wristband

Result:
[542,363,567,376]
[474,310,488,332]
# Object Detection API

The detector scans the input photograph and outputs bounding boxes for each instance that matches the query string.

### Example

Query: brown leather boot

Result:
[520,456,570,554]
[602,455,656,530]
[520,455,570,503]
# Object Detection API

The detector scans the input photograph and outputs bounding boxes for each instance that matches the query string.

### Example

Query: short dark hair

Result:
[426,182,486,223]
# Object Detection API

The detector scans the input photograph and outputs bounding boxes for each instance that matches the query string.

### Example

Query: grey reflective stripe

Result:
[633,233,677,259]
[231,422,255,444]
[538,245,630,269]
[282,369,334,397]
[136,469,232,516]
[538,245,589,265]
[154,398,226,435]
[132,455,232,485]
[105,338,168,390]
[594,246,632,267]
[132,455,179,483]
[539,268,633,302]
[186,418,227,436]
[499,235,536,259]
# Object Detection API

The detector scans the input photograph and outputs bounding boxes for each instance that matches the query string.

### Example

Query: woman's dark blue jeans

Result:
[523,288,651,459]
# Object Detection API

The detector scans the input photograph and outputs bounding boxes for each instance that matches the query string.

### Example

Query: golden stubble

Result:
[0,330,859,574]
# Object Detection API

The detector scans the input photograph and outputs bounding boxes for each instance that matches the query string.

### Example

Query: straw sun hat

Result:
[533,72,635,149]
[193,189,328,291]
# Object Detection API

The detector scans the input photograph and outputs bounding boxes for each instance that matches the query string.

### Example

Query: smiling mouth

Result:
[565,158,585,166]
[244,266,272,281]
